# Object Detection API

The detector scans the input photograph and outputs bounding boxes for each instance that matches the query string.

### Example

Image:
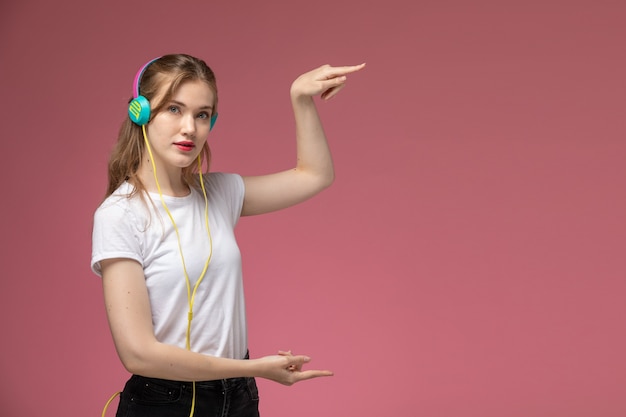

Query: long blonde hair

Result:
[105,54,218,199]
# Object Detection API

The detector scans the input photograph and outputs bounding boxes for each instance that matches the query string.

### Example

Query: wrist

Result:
[290,92,314,107]
[290,83,313,101]
[245,358,265,378]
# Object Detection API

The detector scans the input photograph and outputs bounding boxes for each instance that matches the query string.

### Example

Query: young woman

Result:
[91,54,364,417]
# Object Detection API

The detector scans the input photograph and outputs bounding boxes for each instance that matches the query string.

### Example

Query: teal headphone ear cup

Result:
[128,95,151,126]
[210,113,218,131]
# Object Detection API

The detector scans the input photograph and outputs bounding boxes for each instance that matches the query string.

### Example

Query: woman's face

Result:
[145,80,216,171]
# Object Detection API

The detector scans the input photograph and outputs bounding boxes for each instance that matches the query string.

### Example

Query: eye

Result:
[168,105,180,114]
[197,112,210,120]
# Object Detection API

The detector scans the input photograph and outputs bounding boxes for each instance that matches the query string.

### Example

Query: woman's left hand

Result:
[290,63,366,101]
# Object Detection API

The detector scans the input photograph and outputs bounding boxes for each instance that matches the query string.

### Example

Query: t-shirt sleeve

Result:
[91,197,143,277]
[205,172,245,226]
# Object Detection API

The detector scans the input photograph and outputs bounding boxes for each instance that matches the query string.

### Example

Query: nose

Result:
[180,113,196,136]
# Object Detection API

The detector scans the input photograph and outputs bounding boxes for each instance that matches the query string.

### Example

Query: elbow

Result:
[120,356,144,376]
[318,168,335,191]
[320,172,334,191]
[118,349,146,376]
[299,169,334,195]
[116,342,157,376]
[310,174,334,196]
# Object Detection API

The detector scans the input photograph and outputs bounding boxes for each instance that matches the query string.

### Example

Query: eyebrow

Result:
[169,100,213,111]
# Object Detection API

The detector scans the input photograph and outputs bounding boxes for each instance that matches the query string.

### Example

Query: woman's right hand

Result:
[255,351,334,386]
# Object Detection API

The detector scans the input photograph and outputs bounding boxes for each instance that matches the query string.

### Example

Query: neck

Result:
[137,158,189,197]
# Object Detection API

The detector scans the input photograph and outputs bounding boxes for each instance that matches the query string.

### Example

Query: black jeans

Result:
[115,374,260,417]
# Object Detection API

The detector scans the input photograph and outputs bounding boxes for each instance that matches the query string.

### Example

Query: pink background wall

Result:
[1,1,624,416]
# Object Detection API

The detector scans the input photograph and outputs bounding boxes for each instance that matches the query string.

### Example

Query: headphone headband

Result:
[132,57,161,99]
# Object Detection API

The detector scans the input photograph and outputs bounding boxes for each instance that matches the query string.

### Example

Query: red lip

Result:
[174,141,195,152]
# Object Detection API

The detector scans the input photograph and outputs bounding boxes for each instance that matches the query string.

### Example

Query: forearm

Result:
[117,341,330,386]
[119,340,264,381]
[290,93,335,189]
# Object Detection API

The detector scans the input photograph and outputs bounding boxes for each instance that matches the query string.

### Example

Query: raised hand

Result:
[290,63,366,101]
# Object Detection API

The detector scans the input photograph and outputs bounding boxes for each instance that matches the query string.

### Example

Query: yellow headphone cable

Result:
[102,125,213,417]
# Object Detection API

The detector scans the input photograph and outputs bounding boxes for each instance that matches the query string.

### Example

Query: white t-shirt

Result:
[91,172,248,360]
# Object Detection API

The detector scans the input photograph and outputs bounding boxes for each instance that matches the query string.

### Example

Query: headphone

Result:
[127,56,218,130]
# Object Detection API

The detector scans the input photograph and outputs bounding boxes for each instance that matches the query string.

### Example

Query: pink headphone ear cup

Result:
[128,95,151,125]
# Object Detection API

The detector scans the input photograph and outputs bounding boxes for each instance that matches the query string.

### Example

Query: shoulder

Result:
[204,172,243,188]
[201,172,245,198]
[200,172,245,220]
[94,183,145,225]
